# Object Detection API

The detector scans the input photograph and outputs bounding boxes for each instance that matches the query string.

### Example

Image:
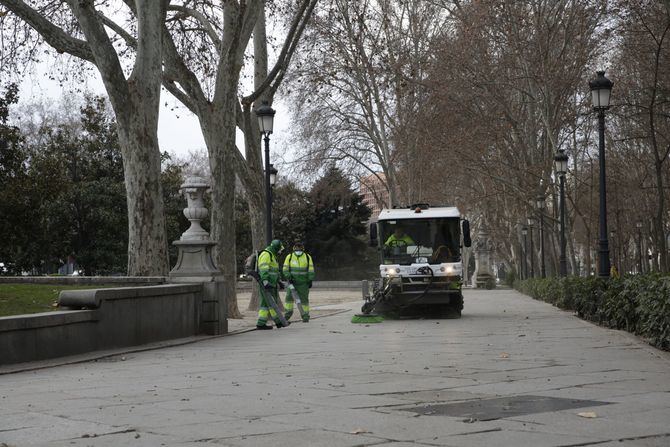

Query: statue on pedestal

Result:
[473,223,496,289]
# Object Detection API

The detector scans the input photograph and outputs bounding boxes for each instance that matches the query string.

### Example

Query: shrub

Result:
[515,273,670,351]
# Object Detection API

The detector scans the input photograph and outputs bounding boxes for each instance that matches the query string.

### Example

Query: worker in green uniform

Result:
[385,226,415,247]
[256,239,287,330]
[282,241,315,322]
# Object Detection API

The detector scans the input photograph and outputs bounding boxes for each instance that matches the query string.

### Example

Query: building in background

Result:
[359,173,390,219]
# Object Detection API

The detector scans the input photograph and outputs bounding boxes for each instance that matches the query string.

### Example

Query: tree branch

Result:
[161,24,208,111]
[64,0,129,110]
[130,0,167,89]
[167,4,222,50]
[162,78,198,114]
[1,0,95,62]
[243,0,317,105]
[98,12,136,49]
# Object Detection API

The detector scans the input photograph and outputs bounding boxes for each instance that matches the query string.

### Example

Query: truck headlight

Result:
[382,267,399,277]
[439,264,462,275]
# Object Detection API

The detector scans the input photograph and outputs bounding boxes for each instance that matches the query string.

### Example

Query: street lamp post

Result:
[255,101,276,244]
[521,226,528,280]
[536,194,546,278]
[268,163,278,240]
[636,221,643,274]
[555,149,569,277]
[590,70,614,277]
[528,217,535,278]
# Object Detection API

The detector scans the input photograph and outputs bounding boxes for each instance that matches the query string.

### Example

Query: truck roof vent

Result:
[409,203,430,210]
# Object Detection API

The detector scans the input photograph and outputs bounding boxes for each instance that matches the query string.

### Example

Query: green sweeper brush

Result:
[351,313,384,324]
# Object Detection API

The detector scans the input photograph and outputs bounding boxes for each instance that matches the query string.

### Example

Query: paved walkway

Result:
[2,288,670,446]
[227,289,361,332]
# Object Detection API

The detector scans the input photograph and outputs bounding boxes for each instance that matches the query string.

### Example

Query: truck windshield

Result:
[379,218,461,265]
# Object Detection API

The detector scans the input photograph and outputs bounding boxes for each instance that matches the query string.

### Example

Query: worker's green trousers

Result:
[285,283,310,322]
[256,286,280,327]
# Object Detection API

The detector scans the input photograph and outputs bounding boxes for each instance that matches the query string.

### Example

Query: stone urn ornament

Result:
[169,175,226,335]
[169,175,221,278]
[179,176,211,241]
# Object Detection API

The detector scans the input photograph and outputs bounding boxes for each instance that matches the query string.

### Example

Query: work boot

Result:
[284,311,293,321]
[302,316,310,323]
[275,319,290,328]
[256,325,273,330]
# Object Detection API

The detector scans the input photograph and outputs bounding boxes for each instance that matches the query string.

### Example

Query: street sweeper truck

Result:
[360,204,471,318]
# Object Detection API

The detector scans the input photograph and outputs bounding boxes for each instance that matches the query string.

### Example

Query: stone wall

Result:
[0,284,202,366]
[0,276,166,286]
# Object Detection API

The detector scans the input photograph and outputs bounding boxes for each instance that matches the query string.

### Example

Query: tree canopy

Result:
[0,91,186,275]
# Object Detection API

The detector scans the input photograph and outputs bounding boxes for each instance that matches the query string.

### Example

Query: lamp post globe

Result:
[554,149,568,176]
[256,101,275,135]
[555,149,569,277]
[255,101,277,244]
[589,70,614,277]
[589,71,614,110]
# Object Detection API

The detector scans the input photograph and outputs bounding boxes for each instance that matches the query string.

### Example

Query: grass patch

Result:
[0,284,108,317]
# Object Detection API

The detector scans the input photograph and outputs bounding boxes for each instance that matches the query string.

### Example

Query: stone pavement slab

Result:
[1,288,670,446]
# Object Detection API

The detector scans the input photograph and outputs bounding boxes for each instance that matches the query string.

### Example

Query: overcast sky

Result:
[15,60,296,171]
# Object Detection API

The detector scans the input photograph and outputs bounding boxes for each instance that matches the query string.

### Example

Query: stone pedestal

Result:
[169,176,227,335]
[473,224,496,289]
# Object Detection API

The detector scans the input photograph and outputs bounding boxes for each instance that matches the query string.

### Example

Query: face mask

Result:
[294,250,303,256]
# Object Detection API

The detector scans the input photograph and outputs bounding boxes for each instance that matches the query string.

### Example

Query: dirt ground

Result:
[228,289,362,332]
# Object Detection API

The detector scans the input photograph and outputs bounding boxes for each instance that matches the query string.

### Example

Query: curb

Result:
[0,308,351,376]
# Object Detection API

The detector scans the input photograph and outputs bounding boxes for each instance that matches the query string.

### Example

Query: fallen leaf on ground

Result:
[577,411,598,418]
[499,352,510,358]
[350,428,369,434]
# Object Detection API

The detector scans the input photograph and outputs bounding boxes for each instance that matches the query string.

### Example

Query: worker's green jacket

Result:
[282,252,315,285]
[258,249,280,285]
[384,234,415,246]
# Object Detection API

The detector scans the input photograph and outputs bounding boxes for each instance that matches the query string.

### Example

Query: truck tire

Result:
[440,292,463,318]
[451,291,464,312]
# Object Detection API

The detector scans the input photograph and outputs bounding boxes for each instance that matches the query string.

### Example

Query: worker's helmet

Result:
[270,239,284,253]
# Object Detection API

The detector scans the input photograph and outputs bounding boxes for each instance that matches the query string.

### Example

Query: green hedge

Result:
[516,274,670,351]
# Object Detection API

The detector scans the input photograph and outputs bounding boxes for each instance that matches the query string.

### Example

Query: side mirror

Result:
[462,219,472,247]
[369,223,378,247]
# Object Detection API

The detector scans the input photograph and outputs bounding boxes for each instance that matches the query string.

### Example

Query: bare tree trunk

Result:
[653,160,668,271]
[117,113,169,276]
[74,0,169,276]
[245,4,270,312]
[245,182,265,311]
[203,87,244,317]
[206,121,242,318]
[567,217,578,276]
